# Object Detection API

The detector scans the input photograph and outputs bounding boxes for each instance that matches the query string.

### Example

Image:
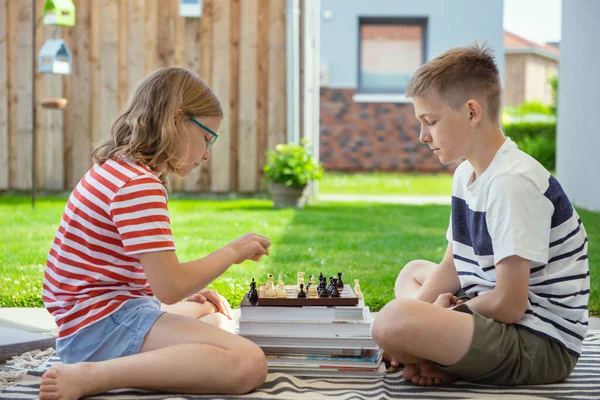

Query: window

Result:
[359,18,427,94]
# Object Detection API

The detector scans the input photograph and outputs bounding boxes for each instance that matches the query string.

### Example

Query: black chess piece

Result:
[326,277,335,296]
[297,283,307,298]
[337,272,344,289]
[306,275,313,291]
[247,278,259,305]
[328,279,340,297]
[318,284,329,297]
[319,272,324,282]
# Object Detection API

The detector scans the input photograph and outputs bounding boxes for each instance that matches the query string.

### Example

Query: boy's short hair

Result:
[406,43,502,121]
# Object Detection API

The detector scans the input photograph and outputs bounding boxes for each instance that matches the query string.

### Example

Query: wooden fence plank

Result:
[199,0,213,191]
[98,0,119,147]
[0,0,9,189]
[238,0,258,192]
[267,0,286,151]
[90,0,101,148]
[68,0,92,187]
[229,0,240,191]
[145,0,158,75]
[118,0,128,109]
[210,0,231,192]
[127,0,146,98]
[256,0,269,190]
[12,1,34,189]
[41,22,64,190]
[35,0,45,189]
[183,13,203,191]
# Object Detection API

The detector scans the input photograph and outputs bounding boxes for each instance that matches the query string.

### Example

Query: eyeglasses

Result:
[189,116,219,149]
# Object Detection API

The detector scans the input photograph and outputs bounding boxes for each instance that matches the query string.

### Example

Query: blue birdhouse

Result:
[43,0,76,27]
[39,39,72,75]
[180,0,202,18]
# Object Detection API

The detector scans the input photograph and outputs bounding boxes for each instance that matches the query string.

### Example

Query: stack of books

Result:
[238,297,385,378]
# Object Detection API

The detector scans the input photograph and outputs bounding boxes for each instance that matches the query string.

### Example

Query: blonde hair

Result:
[406,43,502,121]
[91,67,223,188]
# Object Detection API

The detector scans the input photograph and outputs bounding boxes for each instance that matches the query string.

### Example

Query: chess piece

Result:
[337,272,344,289]
[319,272,324,283]
[306,275,313,290]
[308,276,318,297]
[265,273,276,298]
[296,271,305,293]
[276,274,287,298]
[354,279,363,300]
[297,283,307,298]
[327,277,340,297]
[319,276,327,295]
[247,278,258,305]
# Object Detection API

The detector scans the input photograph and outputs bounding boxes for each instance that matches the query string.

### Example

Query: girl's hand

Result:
[185,289,232,320]
[226,233,271,264]
[433,293,465,308]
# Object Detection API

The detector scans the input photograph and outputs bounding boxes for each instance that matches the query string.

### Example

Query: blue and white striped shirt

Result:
[447,138,589,356]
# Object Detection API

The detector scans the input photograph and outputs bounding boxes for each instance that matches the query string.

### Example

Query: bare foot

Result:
[382,352,401,368]
[39,362,103,400]
[410,361,457,386]
[402,364,420,381]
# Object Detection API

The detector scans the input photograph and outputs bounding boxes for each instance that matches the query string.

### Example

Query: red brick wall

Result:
[319,88,457,173]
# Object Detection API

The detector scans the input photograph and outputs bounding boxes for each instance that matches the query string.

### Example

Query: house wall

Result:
[319,0,504,172]
[524,55,558,105]
[504,54,527,106]
[556,0,600,212]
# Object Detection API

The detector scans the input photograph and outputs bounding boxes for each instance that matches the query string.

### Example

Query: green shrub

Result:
[504,122,556,170]
[263,140,324,188]
[506,101,554,117]
[548,75,558,115]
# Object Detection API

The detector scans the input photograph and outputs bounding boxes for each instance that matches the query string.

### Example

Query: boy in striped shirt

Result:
[372,44,589,386]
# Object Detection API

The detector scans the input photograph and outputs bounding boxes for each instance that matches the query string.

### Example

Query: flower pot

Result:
[269,183,308,209]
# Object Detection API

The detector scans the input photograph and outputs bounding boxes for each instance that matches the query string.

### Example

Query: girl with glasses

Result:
[40,67,271,399]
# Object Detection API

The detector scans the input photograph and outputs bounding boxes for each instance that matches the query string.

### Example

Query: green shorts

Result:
[438,297,578,385]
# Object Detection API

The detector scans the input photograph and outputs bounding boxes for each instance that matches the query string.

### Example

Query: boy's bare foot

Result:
[39,362,103,400]
[402,363,420,381]
[409,361,457,386]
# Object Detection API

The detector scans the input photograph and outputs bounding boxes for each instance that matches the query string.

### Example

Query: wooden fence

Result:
[0,0,289,192]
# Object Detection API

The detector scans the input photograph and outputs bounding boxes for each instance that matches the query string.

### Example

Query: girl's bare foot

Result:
[410,361,457,386]
[39,362,104,400]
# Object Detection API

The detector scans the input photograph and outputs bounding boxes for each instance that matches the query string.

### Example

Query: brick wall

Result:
[320,88,456,173]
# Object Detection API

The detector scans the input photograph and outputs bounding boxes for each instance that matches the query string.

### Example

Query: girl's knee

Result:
[230,346,267,394]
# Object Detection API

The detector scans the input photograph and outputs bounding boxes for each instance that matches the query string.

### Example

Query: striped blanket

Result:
[2,331,599,400]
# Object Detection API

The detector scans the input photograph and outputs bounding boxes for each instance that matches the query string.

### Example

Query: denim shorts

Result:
[56,296,164,364]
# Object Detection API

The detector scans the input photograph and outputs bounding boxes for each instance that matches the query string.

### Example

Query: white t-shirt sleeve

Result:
[486,173,553,265]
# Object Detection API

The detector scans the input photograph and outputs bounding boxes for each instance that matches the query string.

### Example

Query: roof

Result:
[504,30,559,61]
[39,39,71,57]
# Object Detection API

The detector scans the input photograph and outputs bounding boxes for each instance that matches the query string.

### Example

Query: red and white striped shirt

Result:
[43,158,175,339]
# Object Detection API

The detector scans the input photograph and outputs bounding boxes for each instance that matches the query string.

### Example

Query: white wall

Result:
[556,0,600,212]
[320,0,505,88]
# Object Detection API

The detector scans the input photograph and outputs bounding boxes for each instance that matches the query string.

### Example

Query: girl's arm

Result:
[138,233,270,304]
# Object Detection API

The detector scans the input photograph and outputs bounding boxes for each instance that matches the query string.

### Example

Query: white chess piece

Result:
[296,271,304,293]
[353,279,363,300]
[308,275,318,297]
[277,274,287,298]
[265,273,276,297]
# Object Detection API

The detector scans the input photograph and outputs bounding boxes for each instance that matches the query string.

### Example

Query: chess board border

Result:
[256,284,359,307]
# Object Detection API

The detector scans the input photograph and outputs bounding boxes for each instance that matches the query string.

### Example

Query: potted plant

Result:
[263,140,324,209]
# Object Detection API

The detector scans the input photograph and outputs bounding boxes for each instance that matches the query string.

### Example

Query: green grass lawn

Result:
[319,172,454,195]
[1,196,598,315]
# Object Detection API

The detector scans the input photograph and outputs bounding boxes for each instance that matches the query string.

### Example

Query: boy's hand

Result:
[433,293,464,308]
[226,233,271,264]
[185,289,232,319]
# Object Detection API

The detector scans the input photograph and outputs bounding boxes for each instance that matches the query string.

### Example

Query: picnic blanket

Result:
[2,331,599,400]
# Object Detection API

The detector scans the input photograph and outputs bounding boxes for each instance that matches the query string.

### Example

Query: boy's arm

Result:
[416,242,462,303]
[457,254,530,324]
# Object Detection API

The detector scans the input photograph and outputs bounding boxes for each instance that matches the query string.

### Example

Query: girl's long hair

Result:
[91,67,223,188]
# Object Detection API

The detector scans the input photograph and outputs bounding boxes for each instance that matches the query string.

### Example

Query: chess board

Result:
[256,284,359,306]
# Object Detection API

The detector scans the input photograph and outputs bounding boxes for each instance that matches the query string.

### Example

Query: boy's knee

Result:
[372,299,415,347]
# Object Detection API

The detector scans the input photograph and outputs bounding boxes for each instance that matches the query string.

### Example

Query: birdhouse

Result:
[179,0,203,18]
[43,0,76,27]
[39,39,72,75]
